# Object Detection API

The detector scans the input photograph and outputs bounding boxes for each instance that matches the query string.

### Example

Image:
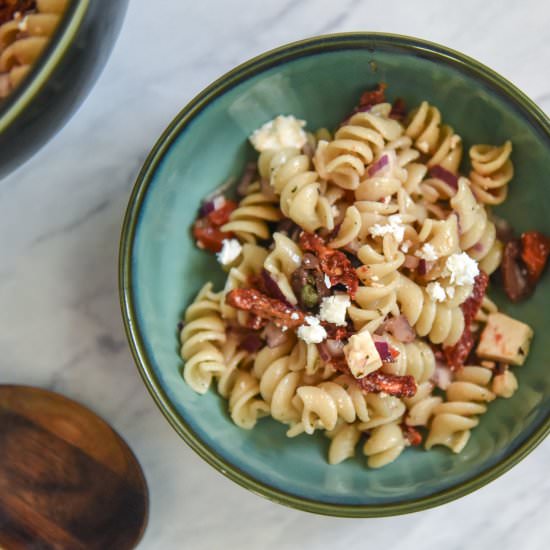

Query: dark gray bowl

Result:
[0,0,129,179]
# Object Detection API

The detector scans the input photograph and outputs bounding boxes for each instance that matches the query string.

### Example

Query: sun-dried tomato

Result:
[192,218,233,253]
[226,288,305,329]
[521,231,550,285]
[461,270,489,326]
[443,271,489,371]
[331,359,417,397]
[299,232,359,299]
[402,424,422,446]
[207,200,237,226]
[390,98,406,120]
[359,82,387,108]
[322,322,352,340]
[443,326,474,371]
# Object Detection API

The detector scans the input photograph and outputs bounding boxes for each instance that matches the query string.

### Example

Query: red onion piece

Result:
[403,255,420,269]
[432,362,453,390]
[261,269,292,306]
[428,165,458,190]
[383,315,416,343]
[325,338,345,357]
[417,259,427,275]
[260,177,277,199]
[264,323,289,348]
[317,339,345,362]
[367,154,389,177]
[316,341,332,363]
[375,341,393,362]
[237,162,257,196]
[199,198,218,217]
[239,333,263,352]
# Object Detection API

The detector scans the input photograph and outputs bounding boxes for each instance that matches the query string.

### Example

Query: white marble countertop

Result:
[1,0,549,548]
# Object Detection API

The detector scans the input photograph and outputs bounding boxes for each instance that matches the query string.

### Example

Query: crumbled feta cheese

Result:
[212,195,225,210]
[290,312,300,320]
[400,240,411,253]
[297,316,327,344]
[318,294,350,326]
[477,313,533,366]
[445,252,479,286]
[344,330,382,379]
[371,275,379,281]
[426,281,446,303]
[369,214,405,243]
[216,239,242,266]
[249,115,307,152]
[324,274,332,288]
[415,243,438,261]
[446,286,455,299]
[281,326,288,332]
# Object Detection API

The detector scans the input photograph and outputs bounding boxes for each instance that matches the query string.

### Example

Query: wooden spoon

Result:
[0,385,148,550]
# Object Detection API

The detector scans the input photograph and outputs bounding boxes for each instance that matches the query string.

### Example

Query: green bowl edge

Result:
[118,32,550,518]
[0,0,89,132]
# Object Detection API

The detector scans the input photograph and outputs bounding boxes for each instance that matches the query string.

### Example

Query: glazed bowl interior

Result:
[120,34,550,516]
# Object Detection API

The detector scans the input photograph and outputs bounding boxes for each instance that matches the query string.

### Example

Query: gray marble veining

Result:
[1,0,549,548]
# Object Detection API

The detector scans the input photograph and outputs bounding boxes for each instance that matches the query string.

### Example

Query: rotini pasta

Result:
[0,0,69,98]
[469,141,514,205]
[179,84,538,470]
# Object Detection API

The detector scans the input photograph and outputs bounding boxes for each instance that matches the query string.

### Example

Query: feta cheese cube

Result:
[297,316,327,345]
[477,313,533,366]
[343,330,382,379]
[318,294,350,326]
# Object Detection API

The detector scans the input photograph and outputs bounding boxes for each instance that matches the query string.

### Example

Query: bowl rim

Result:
[119,32,550,518]
[0,0,89,132]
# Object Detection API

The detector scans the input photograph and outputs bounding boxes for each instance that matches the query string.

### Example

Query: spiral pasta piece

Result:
[396,273,465,346]
[469,141,513,205]
[383,338,436,383]
[404,381,442,427]
[405,101,463,173]
[326,422,362,465]
[362,421,406,468]
[180,283,227,394]
[290,375,371,436]
[358,393,406,430]
[221,243,267,320]
[0,0,69,98]
[259,147,333,232]
[425,366,495,452]
[221,183,283,243]
[450,178,503,274]
[263,232,302,304]
[349,243,403,332]
[314,103,403,190]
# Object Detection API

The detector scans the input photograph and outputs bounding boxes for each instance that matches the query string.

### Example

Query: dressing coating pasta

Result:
[179,85,538,470]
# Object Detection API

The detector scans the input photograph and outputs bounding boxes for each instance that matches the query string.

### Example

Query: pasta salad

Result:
[180,84,549,468]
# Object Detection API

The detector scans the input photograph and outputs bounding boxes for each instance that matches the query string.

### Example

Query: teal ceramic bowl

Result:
[120,33,550,517]
[0,0,128,179]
